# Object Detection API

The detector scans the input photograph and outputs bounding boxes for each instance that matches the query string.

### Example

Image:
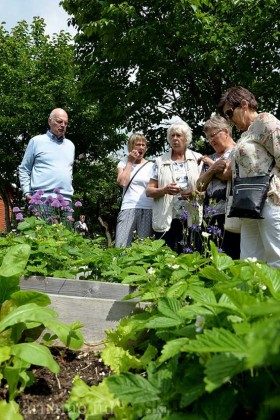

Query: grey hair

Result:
[167,121,192,146]
[203,115,232,136]
[49,108,67,119]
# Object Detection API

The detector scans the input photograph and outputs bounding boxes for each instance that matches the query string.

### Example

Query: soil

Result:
[0,346,111,419]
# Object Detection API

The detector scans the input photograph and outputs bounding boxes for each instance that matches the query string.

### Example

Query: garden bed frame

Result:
[20,276,140,344]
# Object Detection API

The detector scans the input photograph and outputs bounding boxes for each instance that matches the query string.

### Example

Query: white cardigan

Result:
[152,149,203,232]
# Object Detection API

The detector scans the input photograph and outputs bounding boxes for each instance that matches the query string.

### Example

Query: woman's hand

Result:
[180,189,204,200]
[127,149,140,163]
[165,183,181,195]
[198,155,215,167]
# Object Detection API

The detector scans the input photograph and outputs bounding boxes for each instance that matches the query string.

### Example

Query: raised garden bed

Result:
[20,276,140,345]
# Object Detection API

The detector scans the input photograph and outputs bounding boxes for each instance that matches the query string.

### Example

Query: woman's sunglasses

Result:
[224,104,240,120]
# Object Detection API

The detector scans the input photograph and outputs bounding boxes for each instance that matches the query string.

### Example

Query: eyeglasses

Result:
[224,104,239,121]
[52,118,68,126]
[206,129,223,142]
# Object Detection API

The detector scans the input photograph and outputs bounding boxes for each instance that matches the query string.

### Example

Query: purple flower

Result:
[181,210,188,221]
[53,188,61,194]
[74,201,82,207]
[13,207,20,213]
[60,201,69,208]
[190,225,201,232]
[218,248,225,253]
[56,194,65,201]
[32,191,43,200]
[16,213,24,220]
[183,247,193,254]
[33,199,44,205]
[67,215,75,222]
[47,217,55,223]
[207,225,222,237]
[51,199,61,208]
[205,206,218,217]
[44,197,53,206]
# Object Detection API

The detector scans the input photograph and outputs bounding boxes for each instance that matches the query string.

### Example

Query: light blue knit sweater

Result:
[18,130,75,201]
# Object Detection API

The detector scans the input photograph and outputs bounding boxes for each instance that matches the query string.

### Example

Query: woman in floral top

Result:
[218,86,280,268]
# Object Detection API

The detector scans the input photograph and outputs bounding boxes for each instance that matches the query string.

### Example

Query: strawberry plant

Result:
[65,243,280,419]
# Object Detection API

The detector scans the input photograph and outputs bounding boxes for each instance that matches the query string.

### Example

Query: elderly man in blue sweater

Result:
[18,108,75,206]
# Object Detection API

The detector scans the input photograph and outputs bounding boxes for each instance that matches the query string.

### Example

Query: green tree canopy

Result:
[62,0,280,153]
[0,18,79,228]
[0,17,125,230]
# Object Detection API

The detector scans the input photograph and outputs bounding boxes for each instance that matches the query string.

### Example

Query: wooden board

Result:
[48,295,140,344]
[20,276,134,300]
[20,276,141,344]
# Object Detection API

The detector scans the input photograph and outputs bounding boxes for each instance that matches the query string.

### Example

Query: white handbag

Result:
[224,181,241,234]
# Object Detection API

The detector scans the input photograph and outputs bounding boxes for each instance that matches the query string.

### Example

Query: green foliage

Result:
[73,156,123,236]
[65,246,280,419]
[0,19,75,189]
[1,225,181,281]
[0,19,123,232]
[62,0,280,154]
[0,217,97,278]
[0,244,83,414]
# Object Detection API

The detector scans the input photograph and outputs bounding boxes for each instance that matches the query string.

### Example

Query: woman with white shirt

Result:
[115,133,153,247]
[218,86,280,268]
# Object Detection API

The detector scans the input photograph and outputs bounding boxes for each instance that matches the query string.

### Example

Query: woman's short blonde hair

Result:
[167,121,192,147]
[127,133,148,152]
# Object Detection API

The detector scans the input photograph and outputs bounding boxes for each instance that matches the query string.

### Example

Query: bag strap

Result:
[226,179,232,197]
[122,160,150,199]
[235,158,275,177]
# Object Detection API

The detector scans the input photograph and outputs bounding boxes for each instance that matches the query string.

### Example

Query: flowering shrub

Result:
[178,194,223,256]
[13,189,82,230]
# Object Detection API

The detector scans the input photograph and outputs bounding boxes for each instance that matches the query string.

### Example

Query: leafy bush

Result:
[0,244,84,418]
[65,243,280,419]
[0,216,96,278]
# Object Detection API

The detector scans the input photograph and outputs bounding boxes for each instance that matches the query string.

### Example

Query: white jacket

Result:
[152,149,203,232]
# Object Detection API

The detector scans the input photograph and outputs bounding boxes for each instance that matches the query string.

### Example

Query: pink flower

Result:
[13,207,20,213]
[16,213,24,220]
[74,201,82,207]
[51,200,61,208]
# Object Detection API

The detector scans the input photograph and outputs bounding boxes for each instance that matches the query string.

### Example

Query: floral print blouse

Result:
[233,113,280,205]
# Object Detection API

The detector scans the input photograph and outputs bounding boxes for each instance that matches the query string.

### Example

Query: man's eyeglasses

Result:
[206,129,223,142]
[224,104,239,121]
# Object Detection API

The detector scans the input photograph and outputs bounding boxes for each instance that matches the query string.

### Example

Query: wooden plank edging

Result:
[20,276,134,300]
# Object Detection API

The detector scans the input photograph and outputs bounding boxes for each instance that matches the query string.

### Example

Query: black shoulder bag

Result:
[228,159,274,219]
